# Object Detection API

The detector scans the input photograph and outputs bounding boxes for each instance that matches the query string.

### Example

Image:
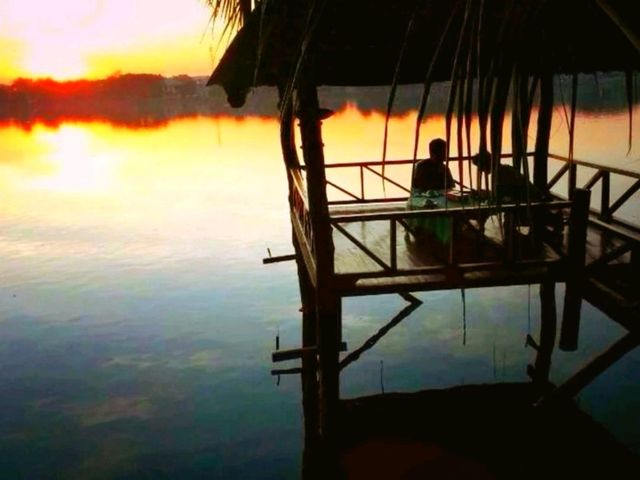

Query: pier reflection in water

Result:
[287,250,639,478]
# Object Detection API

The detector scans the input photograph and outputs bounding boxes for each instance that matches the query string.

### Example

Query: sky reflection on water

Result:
[0,107,638,478]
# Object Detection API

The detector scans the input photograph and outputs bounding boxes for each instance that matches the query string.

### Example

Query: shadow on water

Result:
[284,239,640,479]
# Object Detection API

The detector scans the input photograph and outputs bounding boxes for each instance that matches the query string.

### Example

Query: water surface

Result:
[1,102,639,478]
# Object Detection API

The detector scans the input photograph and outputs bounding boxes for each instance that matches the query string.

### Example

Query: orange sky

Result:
[0,0,223,83]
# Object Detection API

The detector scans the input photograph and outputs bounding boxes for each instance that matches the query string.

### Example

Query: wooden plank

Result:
[333,222,391,271]
[331,201,572,223]
[263,254,296,264]
[334,264,564,297]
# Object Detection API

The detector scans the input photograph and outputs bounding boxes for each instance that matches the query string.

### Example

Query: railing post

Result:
[600,171,610,221]
[560,188,590,351]
[390,219,397,271]
[568,162,577,199]
[360,165,364,200]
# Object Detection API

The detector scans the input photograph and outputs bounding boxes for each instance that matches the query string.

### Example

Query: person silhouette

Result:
[412,138,455,192]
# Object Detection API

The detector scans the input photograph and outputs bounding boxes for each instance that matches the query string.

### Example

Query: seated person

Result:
[472,150,561,255]
[471,149,545,203]
[412,138,455,192]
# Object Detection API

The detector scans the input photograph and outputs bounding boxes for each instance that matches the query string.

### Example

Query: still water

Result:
[0,102,639,478]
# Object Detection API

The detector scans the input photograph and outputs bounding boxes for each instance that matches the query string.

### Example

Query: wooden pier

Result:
[206,0,639,477]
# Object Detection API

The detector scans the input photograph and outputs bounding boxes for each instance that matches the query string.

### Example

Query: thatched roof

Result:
[208,0,640,107]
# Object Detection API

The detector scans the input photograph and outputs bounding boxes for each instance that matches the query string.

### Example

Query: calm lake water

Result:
[1,99,639,478]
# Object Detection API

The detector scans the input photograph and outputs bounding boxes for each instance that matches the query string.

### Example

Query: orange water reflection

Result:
[1,106,638,231]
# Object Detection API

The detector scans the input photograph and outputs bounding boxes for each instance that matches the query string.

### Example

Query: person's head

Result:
[472,149,493,173]
[429,138,447,163]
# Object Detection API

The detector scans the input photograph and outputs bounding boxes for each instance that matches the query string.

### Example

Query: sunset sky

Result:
[0,0,222,83]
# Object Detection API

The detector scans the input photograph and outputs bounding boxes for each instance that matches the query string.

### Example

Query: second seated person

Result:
[412,138,455,192]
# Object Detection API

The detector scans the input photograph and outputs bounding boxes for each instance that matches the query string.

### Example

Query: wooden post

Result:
[568,163,577,199]
[296,234,322,479]
[297,80,340,443]
[532,281,557,389]
[560,188,590,351]
[278,85,301,201]
[600,171,610,221]
[631,246,640,270]
[534,74,553,194]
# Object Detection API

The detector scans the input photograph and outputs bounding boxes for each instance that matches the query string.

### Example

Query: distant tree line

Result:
[0,72,634,130]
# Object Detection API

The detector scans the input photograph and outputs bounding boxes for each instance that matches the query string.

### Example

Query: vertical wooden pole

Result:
[560,188,590,351]
[534,74,553,193]
[600,171,610,221]
[568,163,577,199]
[296,232,322,480]
[533,281,557,389]
[297,80,340,443]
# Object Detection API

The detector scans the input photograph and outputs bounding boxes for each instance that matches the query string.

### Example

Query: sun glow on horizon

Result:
[0,0,221,82]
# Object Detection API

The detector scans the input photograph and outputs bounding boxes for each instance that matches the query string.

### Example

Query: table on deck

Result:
[406,189,486,244]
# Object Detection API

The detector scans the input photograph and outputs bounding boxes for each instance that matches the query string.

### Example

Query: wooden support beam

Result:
[583,169,605,190]
[600,171,610,221]
[560,189,590,351]
[333,222,391,271]
[568,163,578,199]
[263,254,296,264]
[547,163,570,190]
[273,346,318,363]
[326,179,361,201]
[538,332,639,406]
[298,79,340,443]
[363,165,411,194]
[273,342,347,362]
[586,243,632,271]
[608,179,640,216]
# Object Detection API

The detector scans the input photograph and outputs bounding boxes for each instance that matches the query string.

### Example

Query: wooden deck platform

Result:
[327,201,639,334]
[329,201,567,296]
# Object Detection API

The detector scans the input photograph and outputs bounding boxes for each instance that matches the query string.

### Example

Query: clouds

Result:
[0,0,215,81]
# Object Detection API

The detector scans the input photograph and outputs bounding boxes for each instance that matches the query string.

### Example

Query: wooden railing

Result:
[322,159,413,205]
[291,153,638,286]
[547,153,640,233]
[290,170,317,278]
[314,153,530,206]
[330,200,572,282]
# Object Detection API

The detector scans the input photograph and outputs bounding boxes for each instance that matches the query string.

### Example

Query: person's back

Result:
[414,161,454,190]
[412,138,455,191]
[494,164,543,202]
[472,151,543,202]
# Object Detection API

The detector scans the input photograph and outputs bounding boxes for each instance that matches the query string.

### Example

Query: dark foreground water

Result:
[0,104,638,478]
